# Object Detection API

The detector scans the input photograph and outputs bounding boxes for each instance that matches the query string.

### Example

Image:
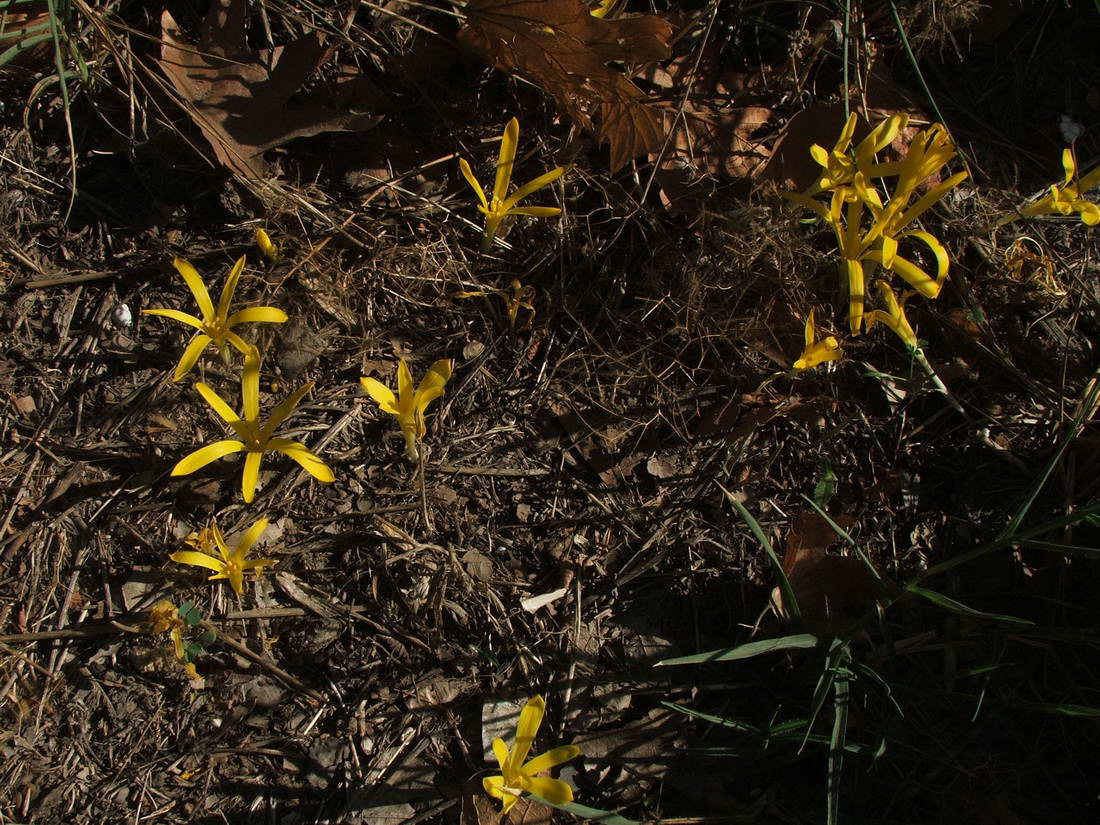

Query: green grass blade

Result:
[662,701,761,733]
[886,0,950,131]
[1000,368,1100,541]
[1016,701,1100,718]
[529,796,640,825]
[655,633,821,666]
[719,483,801,623]
[906,585,1033,625]
[0,31,52,68]
[827,672,850,825]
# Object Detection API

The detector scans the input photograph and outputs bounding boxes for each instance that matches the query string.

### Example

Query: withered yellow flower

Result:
[361,359,452,460]
[793,309,843,370]
[459,118,568,250]
[143,257,287,380]
[172,349,334,502]
[483,696,582,814]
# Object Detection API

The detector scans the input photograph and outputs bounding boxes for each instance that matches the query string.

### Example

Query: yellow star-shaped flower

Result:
[483,696,582,814]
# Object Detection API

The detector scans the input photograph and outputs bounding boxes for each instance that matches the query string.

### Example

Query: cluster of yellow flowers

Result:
[787,115,1100,373]
[785,113,968,370]
[142,236,453,598]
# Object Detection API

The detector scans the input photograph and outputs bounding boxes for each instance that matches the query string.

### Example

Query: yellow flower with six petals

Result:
[459,118,568,250]
[170,518,276,595]
[361,359,452,460]
[142,256,287,381]
[171,349,335,502]
[483,696,582,814]
[793,308,843,370]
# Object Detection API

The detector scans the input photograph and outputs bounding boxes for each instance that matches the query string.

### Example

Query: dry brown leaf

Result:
[460,778,550,825]
[772,512,893,636]
[457,0,672,171]
[640,52,772,210]
[759,102,859,192]
[158,0,384,178]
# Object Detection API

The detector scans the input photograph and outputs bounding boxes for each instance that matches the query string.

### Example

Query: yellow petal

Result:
[195,382,241,424]
[503,165,568,211]
[1061,148,1076,186]
[171,440,245,476]
[174,258,215,322]
[217,255,246,322]
[522,745,582,776]
[269,438,335,483]
[173,334,213,381]
[495,118,520,205]
[169,550,226,574]
[234,518,270,560]
[482,777,519,813]
[459,157,489,211]
[142,308,207,332]
[228,566,244,596]
[397,360,414,409]
[261,380,314,441]
[240,451,263,502]
[842,258,865,334]
[491,738,510,771]
[212,523,233,562]
[508,696,545,774]
[242,348,262,422]
[361,377,398,413]
[227,307,289,326]
[414,359,453,412]
[507,206,562,218]
[524,776,574,805]
[803,309,815,349]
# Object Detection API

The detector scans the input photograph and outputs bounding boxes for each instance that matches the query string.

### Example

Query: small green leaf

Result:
[812,460,837,508]
[198,630,216,648]
[179,601,202,626]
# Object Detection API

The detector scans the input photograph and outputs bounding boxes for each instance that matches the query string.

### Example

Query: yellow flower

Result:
[483,696,582,814]
[455,279,536,331]
[785,121,966,333]
[361,359,452,460]
[170,518,276,596]
[255,228,280,261]
[1019,148,1100,225]
[866,281,919,350]
[459,118,568,250]
[803,112,909,197]
[793,308,843,370]
[142,256,287,381]
[172,349,335,502]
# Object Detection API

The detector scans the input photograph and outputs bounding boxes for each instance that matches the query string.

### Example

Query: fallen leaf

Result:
[458,0,673,171]
[158,0,384,178]
[640,51,772,210]
[460,777,550,825]
[771,512,893,635]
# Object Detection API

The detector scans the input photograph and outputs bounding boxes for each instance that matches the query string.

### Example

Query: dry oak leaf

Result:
[457,0,672,172]
[158,0,383,178]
